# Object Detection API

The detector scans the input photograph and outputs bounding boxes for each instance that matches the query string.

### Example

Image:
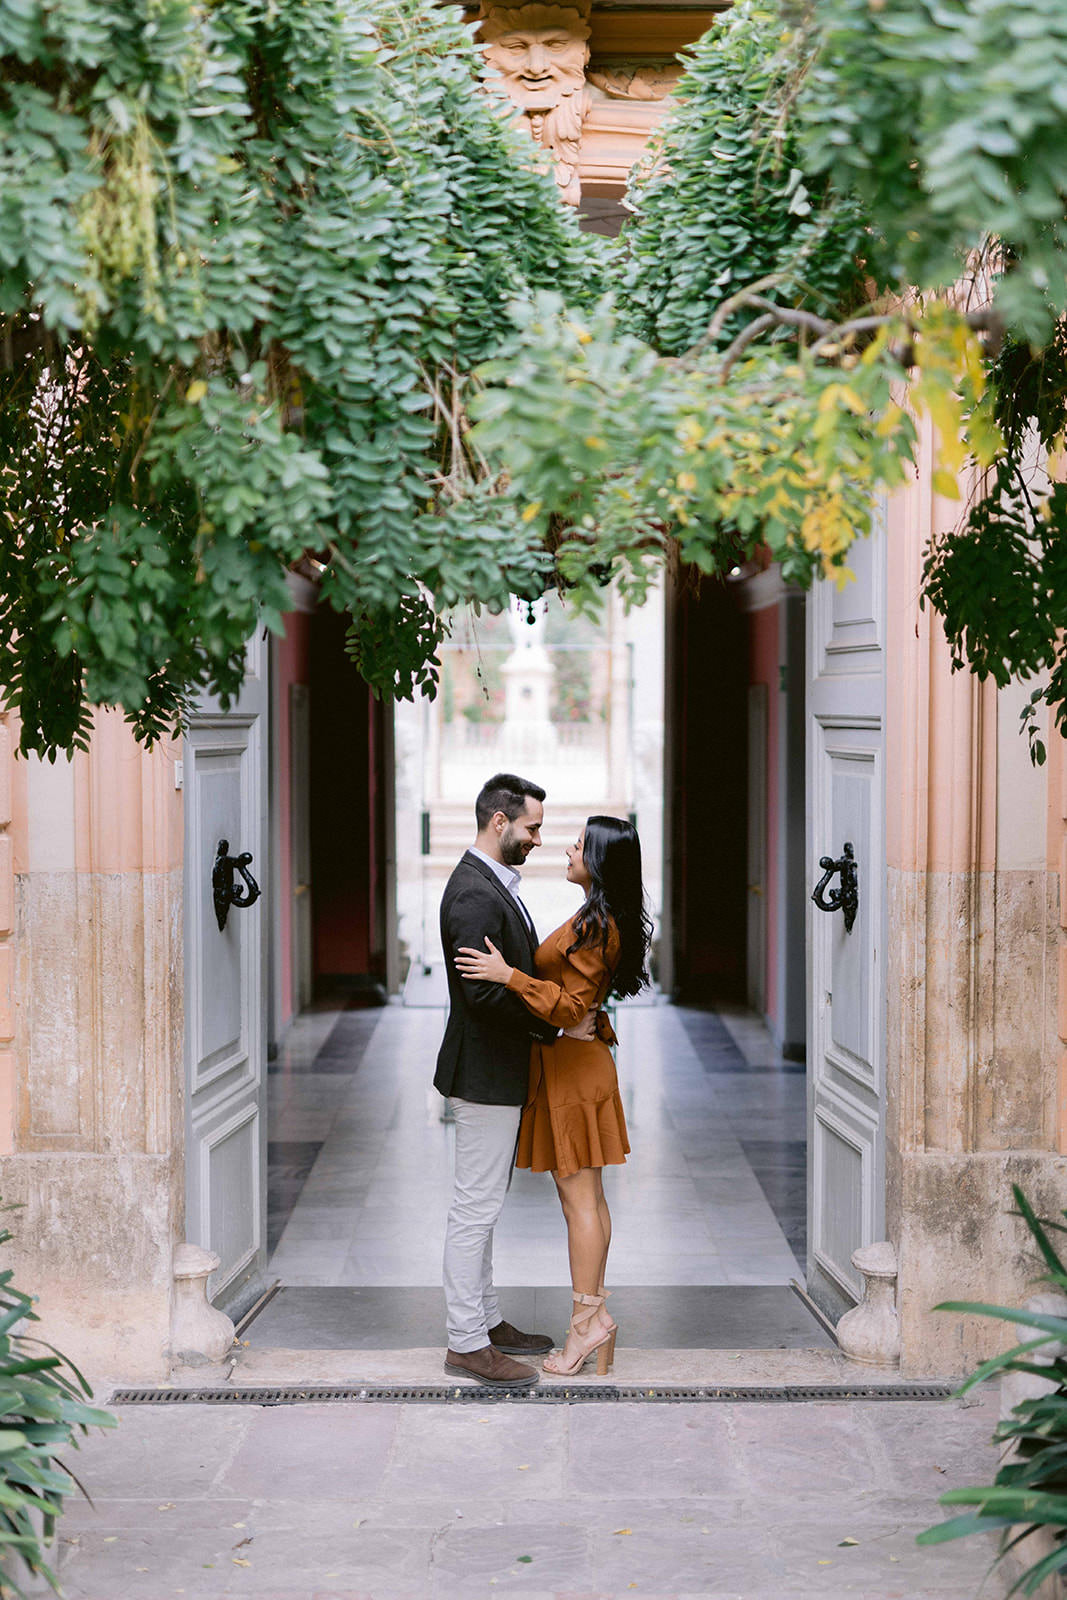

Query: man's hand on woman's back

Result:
[562,1009,597,1041]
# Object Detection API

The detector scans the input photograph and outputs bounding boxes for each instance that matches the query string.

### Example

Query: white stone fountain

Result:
[499,596,558,764]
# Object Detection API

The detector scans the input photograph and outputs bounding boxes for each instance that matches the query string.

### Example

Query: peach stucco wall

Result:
[0,712,14,1157]
[2,708,185,1377]
[884,413,1067,1371]
[9,716,182,879]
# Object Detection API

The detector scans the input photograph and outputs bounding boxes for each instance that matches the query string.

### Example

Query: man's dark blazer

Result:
[434,850,557,1105]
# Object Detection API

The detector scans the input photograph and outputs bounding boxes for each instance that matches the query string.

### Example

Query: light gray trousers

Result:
[443,1097,522,1353]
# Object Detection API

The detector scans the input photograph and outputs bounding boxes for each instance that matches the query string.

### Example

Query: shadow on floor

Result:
[246,1284,832,1351]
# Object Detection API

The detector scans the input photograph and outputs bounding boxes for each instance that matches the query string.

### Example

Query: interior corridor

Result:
[257,994,822,1350]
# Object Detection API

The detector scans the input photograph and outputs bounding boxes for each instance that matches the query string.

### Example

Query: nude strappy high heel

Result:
[543,1292,615,1377]
[576,1285,617,1371]
[595,1285,617,1370]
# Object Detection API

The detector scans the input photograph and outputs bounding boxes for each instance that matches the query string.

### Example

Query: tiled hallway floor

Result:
[266,992,807,1298]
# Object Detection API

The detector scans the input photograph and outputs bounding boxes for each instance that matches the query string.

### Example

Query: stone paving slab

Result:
[52,1390,1008,1599]
[154,1342,938,1389]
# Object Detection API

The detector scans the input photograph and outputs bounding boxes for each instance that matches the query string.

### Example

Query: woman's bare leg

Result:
[592,1167,614,1334]
[549,1166,610,1367]
[554,1166,605,1292]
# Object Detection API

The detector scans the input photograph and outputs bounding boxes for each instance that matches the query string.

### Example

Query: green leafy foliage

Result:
[8,0,1067,755]
[782,0,1067,757]
[0,1204,115,1598]
[794,0,1067,342]
[923,467,1067,767]
[916,1185,1067,1597]
[1,0,602,757]
[618,1,869,357]
[469,289,999,616]
[471,0,1067,756]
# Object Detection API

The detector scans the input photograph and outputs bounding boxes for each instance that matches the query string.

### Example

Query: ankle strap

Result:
[572,1292,605,1307]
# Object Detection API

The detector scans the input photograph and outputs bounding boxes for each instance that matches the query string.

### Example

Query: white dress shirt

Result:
[469,846,535,935]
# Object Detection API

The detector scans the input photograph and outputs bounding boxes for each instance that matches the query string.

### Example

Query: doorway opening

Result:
[394,585,664,999]
[255,562,822,1354]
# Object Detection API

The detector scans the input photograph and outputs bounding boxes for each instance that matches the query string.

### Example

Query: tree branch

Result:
[716,312,780,383]
[688,285,1007,381]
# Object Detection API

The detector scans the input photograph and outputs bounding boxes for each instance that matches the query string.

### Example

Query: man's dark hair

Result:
[475,772,546,831]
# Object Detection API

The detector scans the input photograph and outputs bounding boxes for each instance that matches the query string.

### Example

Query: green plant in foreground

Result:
[0,1207,115,1598]
[917,1185,1067,1596]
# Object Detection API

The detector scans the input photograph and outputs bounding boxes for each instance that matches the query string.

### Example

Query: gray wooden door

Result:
[183,636,268,1316]
[806,522,887,1320]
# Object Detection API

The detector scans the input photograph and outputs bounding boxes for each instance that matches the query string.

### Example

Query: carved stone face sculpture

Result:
[480,5,590,112]
[479,3,591,202]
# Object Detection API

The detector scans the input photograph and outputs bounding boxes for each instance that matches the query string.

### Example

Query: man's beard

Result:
[499,824,530,866]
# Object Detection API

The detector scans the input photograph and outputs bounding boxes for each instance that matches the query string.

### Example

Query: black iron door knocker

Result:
[212,839,262,932]
[811,841,858,935]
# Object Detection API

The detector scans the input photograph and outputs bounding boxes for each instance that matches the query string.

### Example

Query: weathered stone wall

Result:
[1,714,184,1380]
[0,712,13,1151]
[886,422,1067,1374]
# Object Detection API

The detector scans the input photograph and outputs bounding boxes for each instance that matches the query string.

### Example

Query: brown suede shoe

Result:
[444,1344,540,1387]
[488,1319,554,1356]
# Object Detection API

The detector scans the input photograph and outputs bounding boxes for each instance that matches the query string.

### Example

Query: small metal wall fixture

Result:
[212,839,261,932]
[811,840,858,934]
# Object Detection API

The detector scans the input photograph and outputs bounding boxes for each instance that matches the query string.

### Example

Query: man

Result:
[436,772,583,1386]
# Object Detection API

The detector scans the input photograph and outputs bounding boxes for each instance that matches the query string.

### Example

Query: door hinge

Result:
[174,760,184,791]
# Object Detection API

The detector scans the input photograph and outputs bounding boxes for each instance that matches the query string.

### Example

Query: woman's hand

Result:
[455,936,514,987]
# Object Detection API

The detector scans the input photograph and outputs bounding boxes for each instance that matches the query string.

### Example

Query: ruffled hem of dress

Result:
[515,1091,630,1177]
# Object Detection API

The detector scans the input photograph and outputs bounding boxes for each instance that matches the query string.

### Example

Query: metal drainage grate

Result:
[110,1381,957,1407]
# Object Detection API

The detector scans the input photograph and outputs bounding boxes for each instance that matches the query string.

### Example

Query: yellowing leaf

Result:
[613,1527,633,1535]
[931,468,960,500]
[520,502,542,524]
[186,380,207,405]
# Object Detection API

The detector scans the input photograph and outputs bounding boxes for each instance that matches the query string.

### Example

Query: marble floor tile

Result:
[267,997,810,1298]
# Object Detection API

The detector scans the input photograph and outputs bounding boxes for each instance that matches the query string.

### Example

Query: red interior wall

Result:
[671,575,749,1002]
[276,608,312,1027]
[309,609,375,983]
[748,603,780,1028]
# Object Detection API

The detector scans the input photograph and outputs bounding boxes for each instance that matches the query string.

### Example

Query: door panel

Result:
[184,637,268,1315]
[191,755,247,1086]
[807,519,887,1319]
[824,748,878,1088]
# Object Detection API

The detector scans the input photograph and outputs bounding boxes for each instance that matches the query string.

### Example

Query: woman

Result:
[455,815,652,1376]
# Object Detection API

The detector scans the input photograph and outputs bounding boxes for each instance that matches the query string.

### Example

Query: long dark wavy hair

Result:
[569,815,653,1000]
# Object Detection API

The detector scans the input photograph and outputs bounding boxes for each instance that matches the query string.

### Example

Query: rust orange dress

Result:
[507,916,630,1178]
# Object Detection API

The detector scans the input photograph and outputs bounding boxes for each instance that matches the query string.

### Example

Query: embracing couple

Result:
[434,772,652,1388]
